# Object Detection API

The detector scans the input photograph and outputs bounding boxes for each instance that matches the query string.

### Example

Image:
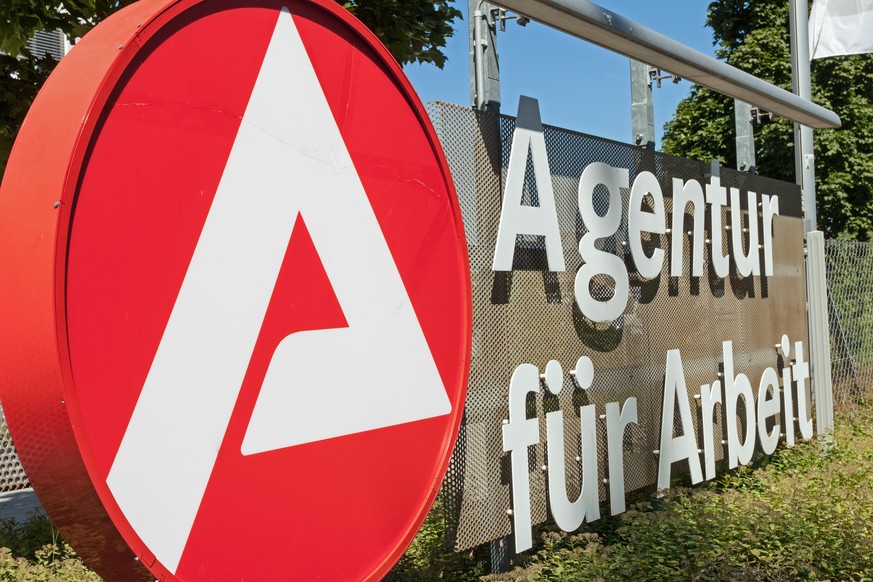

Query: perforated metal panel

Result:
[0,408,30,492]
[429,102,809,551]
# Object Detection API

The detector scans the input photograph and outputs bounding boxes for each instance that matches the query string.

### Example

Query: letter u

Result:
[545,404,601,531]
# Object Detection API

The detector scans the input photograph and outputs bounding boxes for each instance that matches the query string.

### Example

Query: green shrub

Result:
[0,513,97,581]
[385,500,490,581]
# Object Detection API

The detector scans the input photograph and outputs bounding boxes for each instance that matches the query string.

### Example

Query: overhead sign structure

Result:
[0,0,471,579]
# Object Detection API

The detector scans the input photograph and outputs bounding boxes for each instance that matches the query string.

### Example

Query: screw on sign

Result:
[0,0,471,579]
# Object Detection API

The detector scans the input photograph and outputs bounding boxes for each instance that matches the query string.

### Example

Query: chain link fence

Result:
[825,239,873,411]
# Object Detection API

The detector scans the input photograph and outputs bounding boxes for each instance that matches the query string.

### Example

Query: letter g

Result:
[575,163,629,323]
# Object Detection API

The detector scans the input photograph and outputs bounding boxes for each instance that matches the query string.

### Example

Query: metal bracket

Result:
[750,107,773,124]
[491,8,530,31]
[647,66,681,89]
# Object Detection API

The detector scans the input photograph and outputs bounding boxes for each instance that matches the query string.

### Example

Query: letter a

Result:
[657,349,703,491]
[492,96,565,272]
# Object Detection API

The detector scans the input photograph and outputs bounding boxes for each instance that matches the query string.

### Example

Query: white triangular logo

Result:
[107,8,449,573]
[238,6,451,453]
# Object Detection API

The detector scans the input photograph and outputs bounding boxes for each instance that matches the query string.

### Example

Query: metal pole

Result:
[630,60,655,150]
[791,0,833,440]
[470,1,508,572]
[473,6,486,109]
[470,0,501,113]
[806,231,834,439]
[734,100,756,173]
[789,0,817,233]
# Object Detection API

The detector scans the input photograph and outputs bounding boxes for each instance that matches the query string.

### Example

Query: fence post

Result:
[789,0,817,233]
[734,100,756,173]
[806,231,834,438]
[469,0,500,113]
[630,60,655,149]
[469,2,510,573]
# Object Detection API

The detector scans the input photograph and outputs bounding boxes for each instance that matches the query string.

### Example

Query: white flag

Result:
[809,0,873,59]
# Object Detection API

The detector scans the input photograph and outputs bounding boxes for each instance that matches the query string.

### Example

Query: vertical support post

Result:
[469,0,500,113]
[789,0,816,233]
[805,231,834,439]
[734,100,756,173]
[630,60,655,149]
[709,159,720,180]
[470,1,508,573]
[791,0,832,440]
[490,536,510,574]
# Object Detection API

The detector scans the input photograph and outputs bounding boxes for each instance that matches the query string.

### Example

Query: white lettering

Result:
[670,178,705,277]
[781,335,795,446]
[543,360,600,531]
[723,340,756,468]
[762,194,780,276]
[657,349,703,491]
[706,177,730,278]
[492,96,565,272]
[576,163,630,322]
[730,188,760,276]
[757,367,781,454]
[793,340,814,440]
[502,364,541,553]
[606,397,638,515]
[628,171,666,279]
[505,336,814,544]
[489,150,782,324]
[700,380,722,481]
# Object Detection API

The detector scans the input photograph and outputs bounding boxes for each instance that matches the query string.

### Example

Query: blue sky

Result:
[403,2,717,147]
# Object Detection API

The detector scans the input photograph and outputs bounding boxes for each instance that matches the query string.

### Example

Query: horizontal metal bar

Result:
[493,0,841,129]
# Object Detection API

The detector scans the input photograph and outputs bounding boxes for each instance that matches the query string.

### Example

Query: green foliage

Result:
[0,544,100,581]
[0,0,132,55]
[0,0,462,65]
[662,0,873,241]
[0,51,54,174]
[0,513,98,581]
[343,1,461,69]
[0,0,462,177]
[385,500,490,581]
[0,512,57,561]
[482,405,873,581]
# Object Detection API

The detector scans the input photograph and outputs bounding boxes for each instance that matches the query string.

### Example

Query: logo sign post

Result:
[0,0,471,579]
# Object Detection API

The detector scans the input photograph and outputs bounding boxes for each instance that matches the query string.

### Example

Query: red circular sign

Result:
[0,0,471,579]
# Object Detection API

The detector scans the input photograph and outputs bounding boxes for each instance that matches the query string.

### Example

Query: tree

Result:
[0,0,462,176]
[662,0,873,240]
